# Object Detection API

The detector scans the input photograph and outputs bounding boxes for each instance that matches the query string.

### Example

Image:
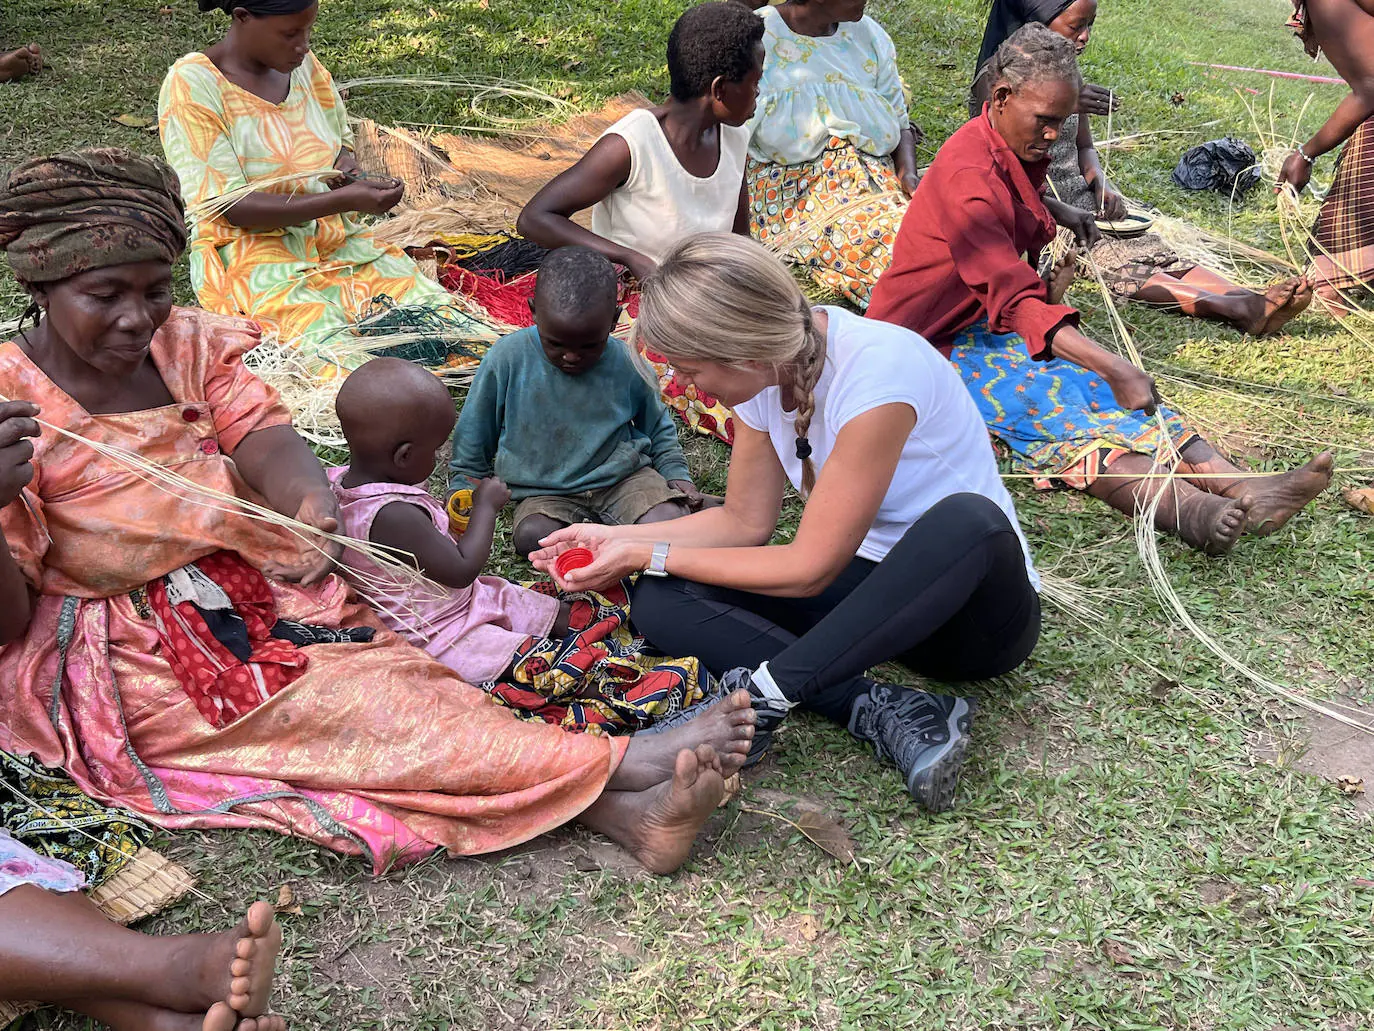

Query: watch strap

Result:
[645,541,671,577]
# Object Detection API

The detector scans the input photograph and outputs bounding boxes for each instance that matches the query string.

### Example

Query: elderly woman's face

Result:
[34,260,174,376]
[991,77,1080,162]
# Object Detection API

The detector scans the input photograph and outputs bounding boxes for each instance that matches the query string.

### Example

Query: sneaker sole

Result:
[904,697,975,813]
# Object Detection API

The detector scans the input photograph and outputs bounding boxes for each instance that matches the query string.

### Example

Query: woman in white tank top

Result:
[518,3,765,283]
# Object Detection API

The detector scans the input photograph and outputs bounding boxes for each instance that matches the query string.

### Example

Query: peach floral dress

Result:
[0,308,627,872]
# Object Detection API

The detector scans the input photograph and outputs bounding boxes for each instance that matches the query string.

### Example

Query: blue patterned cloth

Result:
[947,320,1197,489]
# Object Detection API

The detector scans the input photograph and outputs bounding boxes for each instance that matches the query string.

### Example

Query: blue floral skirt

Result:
[947,321,1198,490]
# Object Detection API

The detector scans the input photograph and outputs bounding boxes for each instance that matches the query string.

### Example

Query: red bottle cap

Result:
[554,548,595,579]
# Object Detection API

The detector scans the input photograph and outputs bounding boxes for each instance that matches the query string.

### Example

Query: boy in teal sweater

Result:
[448,246,705,557]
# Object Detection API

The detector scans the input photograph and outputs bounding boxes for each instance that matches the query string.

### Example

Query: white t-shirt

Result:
[590,108,750,264]
[733,307,1039,587]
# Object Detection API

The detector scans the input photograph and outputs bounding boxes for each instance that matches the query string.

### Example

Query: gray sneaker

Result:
[848,683,974,812]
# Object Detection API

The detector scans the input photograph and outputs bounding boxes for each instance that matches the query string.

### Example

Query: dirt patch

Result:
[1255,698,1374,814]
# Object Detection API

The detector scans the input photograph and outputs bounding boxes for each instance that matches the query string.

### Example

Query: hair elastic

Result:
[795,437,812,461]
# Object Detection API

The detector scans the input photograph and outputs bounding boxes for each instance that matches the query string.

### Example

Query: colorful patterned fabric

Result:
[158,52,488,369]
[1,751,150,892]
[1310,116,1374,296]
[486,582,711,734]
[0,830,86,899]
[620,292,736,444]
[747,7,907,166]
[748,138,907,309]
[146,552,314,729]
[0,148,186,285]
[947,321,1199,491]
[0,307,630,875]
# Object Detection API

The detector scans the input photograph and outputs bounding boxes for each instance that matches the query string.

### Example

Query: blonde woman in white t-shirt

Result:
[532,234,1042,813]
[517,3,765,284]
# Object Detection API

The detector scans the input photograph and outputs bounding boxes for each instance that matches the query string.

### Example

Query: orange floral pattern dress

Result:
[0,308,627,872]
[157,52,473,367]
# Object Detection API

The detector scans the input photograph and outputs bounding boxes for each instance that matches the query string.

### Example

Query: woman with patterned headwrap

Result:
[0,147,759,880]
[157,1,491,369]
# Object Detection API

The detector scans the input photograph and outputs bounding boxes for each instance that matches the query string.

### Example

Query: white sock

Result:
[750,662,797,710]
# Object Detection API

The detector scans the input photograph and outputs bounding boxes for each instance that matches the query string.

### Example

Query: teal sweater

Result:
[448,326,692,499]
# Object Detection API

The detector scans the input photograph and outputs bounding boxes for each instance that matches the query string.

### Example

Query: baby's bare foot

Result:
[1241,453,1333,536]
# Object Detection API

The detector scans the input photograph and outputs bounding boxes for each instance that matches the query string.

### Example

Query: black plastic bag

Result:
[1171,137,1262,195]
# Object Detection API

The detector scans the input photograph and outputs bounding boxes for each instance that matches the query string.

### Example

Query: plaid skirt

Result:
[948,321,1198,491]
[1310,116,1374,294]
[748,138,908,309]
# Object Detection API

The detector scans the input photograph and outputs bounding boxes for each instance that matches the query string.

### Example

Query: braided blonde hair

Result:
[633,232,827,494]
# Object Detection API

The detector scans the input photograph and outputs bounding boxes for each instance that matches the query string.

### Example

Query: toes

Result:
[246,901,276,938]
[204,1002,239,1031]
[724,688,752,711]
[232,957,252,977]
[236,937,255,961]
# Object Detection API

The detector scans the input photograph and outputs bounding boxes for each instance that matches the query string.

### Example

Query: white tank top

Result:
[590,108,750,265]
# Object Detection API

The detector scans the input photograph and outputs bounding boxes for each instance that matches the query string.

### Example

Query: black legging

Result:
[630,493,1041,726]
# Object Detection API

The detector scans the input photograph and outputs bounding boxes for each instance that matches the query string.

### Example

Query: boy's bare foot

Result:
[0,44,41,83]
[613,690,756,790]
[626,744,726,874]
[1173,492,1249,556]
[1235,278,1313,335]
[1238,453,1333,536]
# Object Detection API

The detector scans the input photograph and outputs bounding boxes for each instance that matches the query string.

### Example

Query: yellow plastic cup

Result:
[446,489,474,536]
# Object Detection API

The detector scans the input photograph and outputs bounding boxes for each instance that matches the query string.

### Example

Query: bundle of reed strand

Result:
[336,75,577,131]
[1074,252,1374,734]
[0,390,453,618]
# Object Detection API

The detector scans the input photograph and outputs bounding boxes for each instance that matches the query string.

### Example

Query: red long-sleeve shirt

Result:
[867,108,1079,359]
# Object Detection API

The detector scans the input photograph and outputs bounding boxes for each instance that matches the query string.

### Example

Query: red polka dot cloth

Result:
[145,551,310,728]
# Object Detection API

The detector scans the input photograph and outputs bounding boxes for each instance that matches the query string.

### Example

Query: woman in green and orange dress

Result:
[158,0,493,371]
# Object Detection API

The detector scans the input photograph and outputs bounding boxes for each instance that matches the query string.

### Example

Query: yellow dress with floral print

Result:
[157,52,461,365]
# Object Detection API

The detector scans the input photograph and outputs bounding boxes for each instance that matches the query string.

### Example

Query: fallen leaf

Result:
[113,113,153,128]
[273,883,303,915]
[1352,877,1374,888]
[1101,939,1134,965]
[158,5,174,13]
[478,0,489,8]
[1342,487,1374,516]
[573,853,601,873]
[796,808,855,864]
[798,913,820,941]
[1336,775,1366,796]
[1171,91,1187,105]
[1204,733,1221,744]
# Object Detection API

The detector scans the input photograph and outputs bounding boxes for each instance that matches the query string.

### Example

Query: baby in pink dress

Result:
[329,358,571,684]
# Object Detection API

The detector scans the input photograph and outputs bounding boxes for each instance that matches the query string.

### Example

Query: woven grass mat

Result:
[353,92,649,248]
[1,847,196,1026]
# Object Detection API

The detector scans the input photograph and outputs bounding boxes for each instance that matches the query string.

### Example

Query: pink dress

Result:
[329,470,560,683]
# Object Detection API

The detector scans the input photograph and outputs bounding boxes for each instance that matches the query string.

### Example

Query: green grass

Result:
[4,0,1374,1028]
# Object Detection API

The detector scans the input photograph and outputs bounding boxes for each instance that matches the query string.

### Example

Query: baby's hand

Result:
[473,476,511,511]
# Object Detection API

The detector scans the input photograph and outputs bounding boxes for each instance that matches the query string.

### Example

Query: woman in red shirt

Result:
[867,25,1332,555]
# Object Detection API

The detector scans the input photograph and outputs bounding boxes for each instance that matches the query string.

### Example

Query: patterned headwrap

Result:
[1287,1,1320,59]
[0,147,187,285]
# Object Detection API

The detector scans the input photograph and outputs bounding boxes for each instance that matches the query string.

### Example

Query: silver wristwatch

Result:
[643,542,671,578]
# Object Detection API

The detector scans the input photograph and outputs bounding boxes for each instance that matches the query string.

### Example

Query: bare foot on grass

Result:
[1236,278,1313,335]
[0,44,41,83]
[627,744,726,874]
[1175,492,1250,556]
[613,689,756,790]
[1239,453,1333,536]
